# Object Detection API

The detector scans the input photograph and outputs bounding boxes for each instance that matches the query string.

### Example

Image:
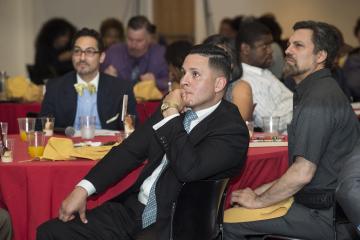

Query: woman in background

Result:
[32,18,76,85]
[100,18,125,50]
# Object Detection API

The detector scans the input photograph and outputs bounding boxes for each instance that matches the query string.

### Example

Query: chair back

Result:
[170,178,229,240]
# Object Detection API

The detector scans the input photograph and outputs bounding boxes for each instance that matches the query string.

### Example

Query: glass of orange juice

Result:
[17,118,36,141]
[27,131,45,159]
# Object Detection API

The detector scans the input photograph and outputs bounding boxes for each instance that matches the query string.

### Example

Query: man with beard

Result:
[224,21,360,239]
[101,16,169,91]
[233,20,292,133]
[40,28,136,131]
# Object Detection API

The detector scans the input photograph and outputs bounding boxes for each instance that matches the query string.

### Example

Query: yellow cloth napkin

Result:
[224,197,294,223]
[71,145,113,160]
[42,137,116,161]
[42,137,74,160]
[133,79,163,102]
[6,76,43,102]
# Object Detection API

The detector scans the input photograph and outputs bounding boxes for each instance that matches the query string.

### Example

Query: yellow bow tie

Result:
[74,83,96,96]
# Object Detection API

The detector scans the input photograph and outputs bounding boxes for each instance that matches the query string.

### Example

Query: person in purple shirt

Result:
[101,15,169,91]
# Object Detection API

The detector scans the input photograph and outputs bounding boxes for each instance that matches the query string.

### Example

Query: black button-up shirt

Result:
[288,68,360,191]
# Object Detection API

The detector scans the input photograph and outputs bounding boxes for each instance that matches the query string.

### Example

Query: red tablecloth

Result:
[0,103,41,134]
[0,135,143,240]
[0,135,288,240]
[225,146,289,208]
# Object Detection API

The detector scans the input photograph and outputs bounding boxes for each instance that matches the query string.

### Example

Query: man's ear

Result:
[240,43,251,56]
[316,50,327,65]
[214,76,227,93]
[99,52,106,64]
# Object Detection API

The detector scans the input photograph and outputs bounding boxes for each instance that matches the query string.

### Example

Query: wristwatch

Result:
[160,101,179,113]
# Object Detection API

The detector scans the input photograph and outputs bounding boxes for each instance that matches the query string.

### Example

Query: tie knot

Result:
[74,83,96,96]
[183,110,198,133]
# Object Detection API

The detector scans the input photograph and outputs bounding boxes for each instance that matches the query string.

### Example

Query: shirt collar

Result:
[242,63,265,76]
[192,100,222,122]
[76,72,100,90]
[294,68,331,98]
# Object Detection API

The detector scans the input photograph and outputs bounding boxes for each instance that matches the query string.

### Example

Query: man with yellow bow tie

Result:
[40,28,136,131]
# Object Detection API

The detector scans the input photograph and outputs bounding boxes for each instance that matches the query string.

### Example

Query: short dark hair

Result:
[236,21,271,48]
[189,44,232,82]
[127,15,153,33]
[165,40,193,69]
[100,18,124,41]
[293,21,341,68]
[72,28,104,52]
[203,34,242,81]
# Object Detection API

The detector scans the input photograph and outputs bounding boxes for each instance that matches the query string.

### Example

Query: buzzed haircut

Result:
[72,28,104,52]
[189,44,232,82]
[293,20,341,68]
[127,15,153,33]
[236,20,271,48]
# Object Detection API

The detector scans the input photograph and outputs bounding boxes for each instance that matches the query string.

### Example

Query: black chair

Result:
[171,178,229,240]
[135,178,229,240]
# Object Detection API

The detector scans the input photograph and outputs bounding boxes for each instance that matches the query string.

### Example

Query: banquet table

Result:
[0,101,161,134]
[0,135,288,240]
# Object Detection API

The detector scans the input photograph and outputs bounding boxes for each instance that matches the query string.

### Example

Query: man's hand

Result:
[162,89,186,117]
[230,188,263,209]
[140,73,155,82]
[58,186,88,223]
[104,65,118,77]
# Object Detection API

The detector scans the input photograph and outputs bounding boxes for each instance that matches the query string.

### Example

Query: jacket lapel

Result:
[63,72,78,125]
[187,101,224,145]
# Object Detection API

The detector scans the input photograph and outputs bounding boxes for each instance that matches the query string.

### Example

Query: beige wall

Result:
[196,0,360,46]
[1,0,359,77]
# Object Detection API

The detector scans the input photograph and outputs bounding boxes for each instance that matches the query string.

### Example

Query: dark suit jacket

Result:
[40,71,137,130]
[85,100,249,239]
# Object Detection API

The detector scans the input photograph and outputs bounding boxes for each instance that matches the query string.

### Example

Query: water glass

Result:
[18,118,36,141]
[1,138,14,163]
[80,116,96,139]
[262,116,280,136]
[245,121,254,138]
[0,122,8,140]
[40,117,55,136]
[123,114,136,137]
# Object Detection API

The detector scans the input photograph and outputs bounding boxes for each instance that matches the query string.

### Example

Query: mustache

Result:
[285,54,296,61]
[76,61,89,66]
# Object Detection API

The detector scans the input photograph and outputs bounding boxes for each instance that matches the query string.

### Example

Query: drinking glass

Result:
[1,138,14,163]
[262,116,280,137]
[27,131,45,159]
[80,116,96,139]
[18,118,36,141]
[40,117,55,136]
[123,114,136,137]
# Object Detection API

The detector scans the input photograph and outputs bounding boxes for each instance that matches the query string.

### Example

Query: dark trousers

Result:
[36,194,145,240]
[224,203,334,240]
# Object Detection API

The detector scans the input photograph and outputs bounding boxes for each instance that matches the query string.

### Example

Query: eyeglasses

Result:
[72,48,100,57]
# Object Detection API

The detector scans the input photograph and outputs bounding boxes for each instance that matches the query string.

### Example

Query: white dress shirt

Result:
[241,63,293,133]
[77,101,222,205]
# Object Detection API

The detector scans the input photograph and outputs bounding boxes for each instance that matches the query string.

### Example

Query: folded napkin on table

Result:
[133,79,163,102]
[224,197,294,223]
[42,137,115,161]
